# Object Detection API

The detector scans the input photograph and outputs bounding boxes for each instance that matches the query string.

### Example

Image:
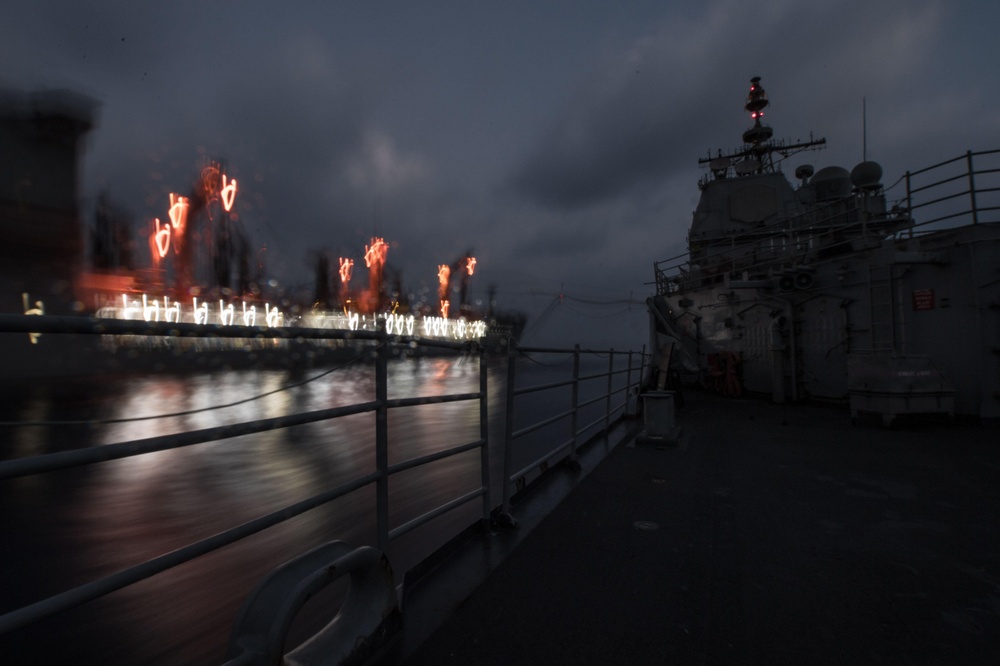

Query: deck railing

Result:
[499,345,648,520]
[904,148,1000,232]
[653,148,1000,294]
[0,312,644,657]
[0,314,491,638]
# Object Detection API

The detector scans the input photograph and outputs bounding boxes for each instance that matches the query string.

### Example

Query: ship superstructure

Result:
[649,77,1000,422]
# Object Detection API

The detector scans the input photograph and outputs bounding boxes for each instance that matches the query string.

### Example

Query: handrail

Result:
[0,310,647,662]
[653,148,999,293]
[498,346,649,520]
[0,470,381,635]
[0,401,379,480]
[0,313,490,647]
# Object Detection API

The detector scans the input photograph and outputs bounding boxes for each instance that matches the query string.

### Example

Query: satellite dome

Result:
[850,160,883,191]
[734,158,762,176]
[810,166,851,200]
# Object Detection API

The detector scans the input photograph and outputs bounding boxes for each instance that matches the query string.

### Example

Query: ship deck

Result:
[385,390,999,665]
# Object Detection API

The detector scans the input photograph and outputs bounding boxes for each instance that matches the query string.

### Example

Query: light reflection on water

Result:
[0,355,504,665]
[0,353,625,664]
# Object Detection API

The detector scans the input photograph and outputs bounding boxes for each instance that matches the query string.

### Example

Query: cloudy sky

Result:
[2,0,998,348]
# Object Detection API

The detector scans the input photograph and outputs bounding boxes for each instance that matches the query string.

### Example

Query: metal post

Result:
[375,339,389,552]
[967,150,979,225]
[478,343,491,526]
[625,351,634,414]
[905,170,913,238]
[605,349,614,433]
[500,343,517,520]
[641,345,647,386]
[570,344,580,460]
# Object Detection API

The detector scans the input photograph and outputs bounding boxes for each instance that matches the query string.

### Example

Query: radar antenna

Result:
[699,76,826,180]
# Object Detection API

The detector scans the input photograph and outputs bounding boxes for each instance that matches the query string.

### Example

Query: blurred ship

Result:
[0,88,519,383]
[648,77,1000,423]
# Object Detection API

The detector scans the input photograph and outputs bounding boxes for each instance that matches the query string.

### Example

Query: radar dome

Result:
[734,158,761,175]
[795,164,814,182]
[810,166,851,201]
[850,160,883,191]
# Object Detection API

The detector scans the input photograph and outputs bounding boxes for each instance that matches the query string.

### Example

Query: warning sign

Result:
[912,289,935,311]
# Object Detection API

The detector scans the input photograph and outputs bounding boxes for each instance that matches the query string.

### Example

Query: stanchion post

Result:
[500,343,517,519]
[375,339,389,552]
[605,348,614,432]
[478,343,491,526]
[625,351,634,411]
[570,344,580,460]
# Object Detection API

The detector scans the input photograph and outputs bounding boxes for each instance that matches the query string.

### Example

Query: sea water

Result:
[0,353,628,664]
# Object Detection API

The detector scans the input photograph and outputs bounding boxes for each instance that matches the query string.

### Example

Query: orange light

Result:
[154,218,171,258]
[168,193,189,230]
[339,257,354,284]
[440,300,450,319]
[201,165,221,200]
[466,257,477,275]
[364,237,388,268]
[438,264,451,286]
[221,174,238,212]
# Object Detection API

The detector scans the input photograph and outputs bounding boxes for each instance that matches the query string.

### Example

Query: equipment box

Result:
[847,355,955,426]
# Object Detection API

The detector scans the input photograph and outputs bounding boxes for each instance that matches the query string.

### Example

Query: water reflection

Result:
[0,352,624,664]
[0,356,504,665]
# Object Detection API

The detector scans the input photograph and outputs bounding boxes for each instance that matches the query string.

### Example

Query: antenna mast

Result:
[862,97,867,161]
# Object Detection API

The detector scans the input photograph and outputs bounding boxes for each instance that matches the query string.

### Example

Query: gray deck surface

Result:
[396,391,1000,665]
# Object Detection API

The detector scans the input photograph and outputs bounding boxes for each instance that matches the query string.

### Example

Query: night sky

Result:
[3,0,998,348]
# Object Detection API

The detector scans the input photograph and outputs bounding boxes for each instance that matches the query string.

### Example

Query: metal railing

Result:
[653,193,908,295]
[0,312,646,657]
[653,148,1000,294]
[904,148,1000,233]
[499,345,648,520]
[0,313,491,638]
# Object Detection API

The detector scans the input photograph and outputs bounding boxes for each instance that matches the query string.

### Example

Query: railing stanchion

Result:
[605,349,614,433]
[905,170,913,238]
[500,342,517,521]
[478,343,491,526]
[967,150,979,225]
[570,344,580,461]
[641,345,647,387]
[375,338,389,552]
[625,351,634,412]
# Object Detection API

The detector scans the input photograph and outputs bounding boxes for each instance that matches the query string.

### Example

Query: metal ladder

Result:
[868,264,895,352]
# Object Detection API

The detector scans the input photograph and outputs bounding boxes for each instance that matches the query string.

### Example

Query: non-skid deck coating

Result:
[401,392,999,665]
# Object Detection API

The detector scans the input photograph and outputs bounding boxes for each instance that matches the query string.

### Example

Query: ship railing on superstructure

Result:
[654,149,1000,296]
[0,313,647,659]
[901,148,1000,234]
[656,193,906,294]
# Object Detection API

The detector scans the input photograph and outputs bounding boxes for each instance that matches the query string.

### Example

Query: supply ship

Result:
[0,88,515,384]
[648,77,1000,423]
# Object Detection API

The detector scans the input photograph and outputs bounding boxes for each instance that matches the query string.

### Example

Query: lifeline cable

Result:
[0,341,386,428]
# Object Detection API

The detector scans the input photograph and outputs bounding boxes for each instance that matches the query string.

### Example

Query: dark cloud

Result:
[506,0,965,212]
[2,0,999,348]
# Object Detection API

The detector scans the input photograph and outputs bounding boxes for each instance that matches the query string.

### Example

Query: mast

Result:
[699,76,826,178]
